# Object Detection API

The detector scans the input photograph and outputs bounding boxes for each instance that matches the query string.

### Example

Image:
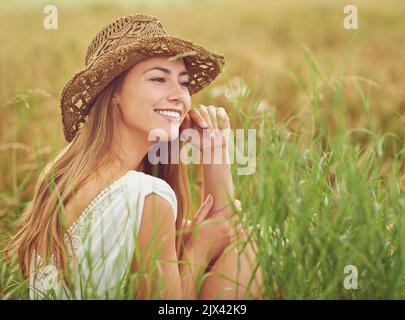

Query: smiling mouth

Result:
[154,109,182,121]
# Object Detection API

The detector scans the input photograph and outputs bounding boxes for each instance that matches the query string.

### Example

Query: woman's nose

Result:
[168,84,187,103]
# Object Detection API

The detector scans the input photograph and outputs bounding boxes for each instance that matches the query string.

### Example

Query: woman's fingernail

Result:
[206,194,213,202]
[201,121,208,128]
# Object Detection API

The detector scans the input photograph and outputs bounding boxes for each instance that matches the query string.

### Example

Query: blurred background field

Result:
[1,0,405,299]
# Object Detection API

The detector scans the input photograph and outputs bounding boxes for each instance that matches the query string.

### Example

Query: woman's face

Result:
[113,56,192,142]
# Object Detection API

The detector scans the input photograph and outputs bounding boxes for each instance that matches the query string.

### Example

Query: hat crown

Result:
[85,14,167,66]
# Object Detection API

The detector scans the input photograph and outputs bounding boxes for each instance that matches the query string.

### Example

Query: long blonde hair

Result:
[3,70,191,279]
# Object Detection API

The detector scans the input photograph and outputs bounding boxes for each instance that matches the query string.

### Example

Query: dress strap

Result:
[125,171,178,221]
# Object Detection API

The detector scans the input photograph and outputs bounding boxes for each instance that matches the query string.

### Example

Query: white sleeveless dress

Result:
[29,170,177,299]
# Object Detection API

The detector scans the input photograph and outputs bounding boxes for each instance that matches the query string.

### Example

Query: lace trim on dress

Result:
[30,171,134,299]
[63,170,134,243]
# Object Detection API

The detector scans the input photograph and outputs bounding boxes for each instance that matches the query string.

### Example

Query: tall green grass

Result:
[1,0,405,299]
[2,45,405,299]
[229,47,405,299]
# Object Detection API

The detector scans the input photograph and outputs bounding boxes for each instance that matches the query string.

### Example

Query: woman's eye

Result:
[151,78,189,88]
[151,77,165,83]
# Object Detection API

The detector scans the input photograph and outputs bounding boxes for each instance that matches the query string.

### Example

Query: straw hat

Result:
[60,13,225,143]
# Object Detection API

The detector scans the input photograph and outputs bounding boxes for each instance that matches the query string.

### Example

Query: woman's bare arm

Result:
[180,106,235,217]
[132,193,208,299]
[187,105,235,217]
[201,145,235,217]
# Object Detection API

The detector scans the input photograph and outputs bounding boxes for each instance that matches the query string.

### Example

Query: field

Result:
[1,0,405,299]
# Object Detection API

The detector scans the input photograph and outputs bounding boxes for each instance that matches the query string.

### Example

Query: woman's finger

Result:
[217,107,230,130]
[207,105,218,129]
[198,105,213,129]
[229,223,247,243]
[184,195,214,237]
[188,108,209,129]
[216,107,224,129]
[196,194,214,224]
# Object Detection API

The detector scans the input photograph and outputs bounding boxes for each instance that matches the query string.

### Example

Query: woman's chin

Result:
[165,131,180,142]
[147,128,179,143]
[159,121,180,140]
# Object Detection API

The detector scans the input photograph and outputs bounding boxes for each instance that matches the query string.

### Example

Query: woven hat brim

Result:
[60,35,225,143]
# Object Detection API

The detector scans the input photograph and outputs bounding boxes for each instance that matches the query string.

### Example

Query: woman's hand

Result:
[180,105,230,154]
[180,104,235,220]
[181,195,243,264]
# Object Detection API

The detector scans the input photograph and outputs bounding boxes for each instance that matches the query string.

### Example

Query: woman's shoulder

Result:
[124,170,174,192]
[124,170,177,219]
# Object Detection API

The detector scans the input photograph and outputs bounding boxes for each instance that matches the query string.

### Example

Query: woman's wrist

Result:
[200,143,230,166]
[179,243,209,299]
[201,150,235,214]
[181,241,209,269]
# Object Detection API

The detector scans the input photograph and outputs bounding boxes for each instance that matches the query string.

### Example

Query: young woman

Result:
[4,13,263,299]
